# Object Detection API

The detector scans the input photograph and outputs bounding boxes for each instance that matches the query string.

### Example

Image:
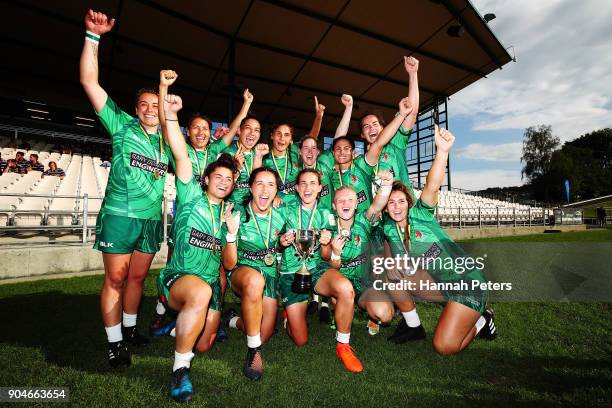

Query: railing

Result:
[434,206,578,228]
[0,192,170,245]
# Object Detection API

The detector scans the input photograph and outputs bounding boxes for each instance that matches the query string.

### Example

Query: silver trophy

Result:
[291,229,318,293]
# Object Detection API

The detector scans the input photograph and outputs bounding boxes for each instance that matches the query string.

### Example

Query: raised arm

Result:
[365,97,412,164]
[420,125,454,207]
[308,96,326,139]
[365,170,393,221]
[79,10,115,113]
[158,70,192,183]
[220,89,254,146]
[334,94,353,138]
[402,56,419,131]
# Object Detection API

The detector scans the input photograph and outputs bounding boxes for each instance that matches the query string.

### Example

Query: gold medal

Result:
[264,253,275,266]
[153,170,160,180]
[341,229,350,238]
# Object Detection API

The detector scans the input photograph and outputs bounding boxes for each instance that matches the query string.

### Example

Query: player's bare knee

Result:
[195,339,214,353]
[105,274,125,290]
[293,333,308,347]
[336,280,355,303]
[243,274,265,298]
[432,335,461,356]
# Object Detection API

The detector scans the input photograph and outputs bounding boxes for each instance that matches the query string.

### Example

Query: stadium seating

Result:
[1,137,547,229]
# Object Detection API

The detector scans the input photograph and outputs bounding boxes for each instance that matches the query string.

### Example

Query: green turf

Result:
[460,227,612,242]
[1,231,611,407]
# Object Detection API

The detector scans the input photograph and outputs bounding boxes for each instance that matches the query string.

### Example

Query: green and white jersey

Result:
[314,151,334,211]
[335,211,377,280]
[167,138,228,185]
[222,141,255,204]
[160,176,227,283]
[376,127,415,199]
[263,144,300,195]
[330,155,376,214]
[382,199,487,311]
[96,97,169,220]
[236,202,288,278]
[279,195,335,275]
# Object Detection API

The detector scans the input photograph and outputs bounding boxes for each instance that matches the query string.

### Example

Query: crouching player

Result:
[278,169,334,346]
[376,125,496,352]
[312,169,393,373]
[157,73,240,402]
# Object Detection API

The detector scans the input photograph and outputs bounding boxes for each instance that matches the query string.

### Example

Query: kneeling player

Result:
[279,169,334,346]
[373,125,496,352]
[313,169,393,373]
[223,167,289,381]
[157,73,240,402]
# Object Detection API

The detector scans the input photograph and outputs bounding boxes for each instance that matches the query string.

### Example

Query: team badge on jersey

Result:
[415,230,423,239]
[382,152,390,161]
[351,175,358,183]
[355,236,361,245]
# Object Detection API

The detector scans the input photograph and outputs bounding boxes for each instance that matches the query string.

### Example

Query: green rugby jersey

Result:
[376,127,415,199]
[263,144,300,195]
[314,151,334,210]
[236,202,288,277]
[167,138,228,185]
[222,141,255,204]
[382,199,487,309]
[96,97,169,220]
[159,176,227,283]
[279,196,335,275]
[329,155,375,214]
[334,211,377,281]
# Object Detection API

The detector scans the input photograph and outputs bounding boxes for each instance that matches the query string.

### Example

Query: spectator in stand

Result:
[43,161,65,180]
[3,159,25,174]
[0,152,6,175]
[15,151,30,172]
[28,154,44,172]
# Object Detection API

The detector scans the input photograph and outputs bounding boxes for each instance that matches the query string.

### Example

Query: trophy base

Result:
[292,273,312,294]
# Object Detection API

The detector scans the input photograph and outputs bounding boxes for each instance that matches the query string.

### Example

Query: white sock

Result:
[246,333,262,348]
[105,323,122,343]
[336,331,350,344]
[401,309,421,328]
[321,302,329,308]
[229,316,240,329]
[475,316,486,334]
[312,294,320,302]
[173,350,194,372]
[156,301,166,315]
[122,312,137,328]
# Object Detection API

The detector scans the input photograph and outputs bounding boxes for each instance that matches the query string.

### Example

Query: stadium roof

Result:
[2,0,513,136]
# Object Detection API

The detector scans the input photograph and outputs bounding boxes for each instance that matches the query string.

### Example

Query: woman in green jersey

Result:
[278,169,334,346]
[80,10,168,367]
[378,125,496,353]
[312,169,393,374]
[151,86,253,335]
[223,166,291,381]
[157,74,240,403]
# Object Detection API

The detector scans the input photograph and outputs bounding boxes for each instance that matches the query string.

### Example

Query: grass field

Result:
[0,229,611,407]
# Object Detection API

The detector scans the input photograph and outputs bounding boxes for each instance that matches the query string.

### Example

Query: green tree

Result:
[521,125,560,183]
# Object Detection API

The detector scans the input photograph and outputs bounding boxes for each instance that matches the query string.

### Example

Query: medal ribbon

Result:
[395,222,410,254]
[249,204,272,250]
[190,146,208,178]
[336,163,353,187]
[206,193,225,238]
[298,203,317,230]
[271,153,289,184]
[139,124,163,164]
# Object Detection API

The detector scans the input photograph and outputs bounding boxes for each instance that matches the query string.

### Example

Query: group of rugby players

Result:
[80,9,497,403]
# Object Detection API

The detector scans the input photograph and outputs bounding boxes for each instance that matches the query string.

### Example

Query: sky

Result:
[446,0,612,191]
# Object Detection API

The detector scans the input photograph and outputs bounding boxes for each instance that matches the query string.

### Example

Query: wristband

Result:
[226,232,236,243]
[331,252,341,261]
[85,31,100,44]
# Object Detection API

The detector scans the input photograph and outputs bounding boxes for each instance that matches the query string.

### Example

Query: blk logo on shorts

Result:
[99,241,114,248]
